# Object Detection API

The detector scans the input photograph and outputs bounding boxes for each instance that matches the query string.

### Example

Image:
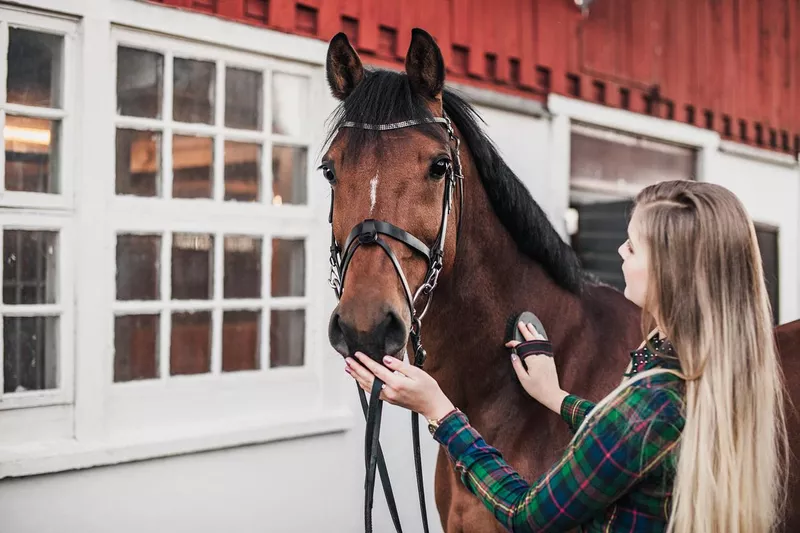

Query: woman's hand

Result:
[345,353,456,421]
[505,322,568,414]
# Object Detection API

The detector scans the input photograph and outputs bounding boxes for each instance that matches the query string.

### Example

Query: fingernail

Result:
[383,356,394,365]
[344,358,352,366]
[345,367,351,374]
[510,353,518,361]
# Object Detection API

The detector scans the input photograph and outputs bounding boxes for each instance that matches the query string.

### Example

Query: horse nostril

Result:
[328,312,350,357]
[383,310,408,357]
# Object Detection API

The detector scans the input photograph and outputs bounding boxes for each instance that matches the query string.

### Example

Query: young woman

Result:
[345,180,788,532]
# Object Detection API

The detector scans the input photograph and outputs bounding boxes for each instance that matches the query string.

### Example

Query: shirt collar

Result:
[625,330,682,377]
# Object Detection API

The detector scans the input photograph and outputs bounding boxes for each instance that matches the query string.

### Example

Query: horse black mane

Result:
[325,69,584,294]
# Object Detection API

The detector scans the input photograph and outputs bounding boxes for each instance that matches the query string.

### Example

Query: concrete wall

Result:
[0,398,445,533]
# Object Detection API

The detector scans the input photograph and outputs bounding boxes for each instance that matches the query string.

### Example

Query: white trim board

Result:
[548,94,720,151]
[719,140,799,168]
[0,409,352,478]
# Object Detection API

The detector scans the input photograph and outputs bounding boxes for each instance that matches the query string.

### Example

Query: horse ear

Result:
[326,32,364,101]
[405,28,445,100]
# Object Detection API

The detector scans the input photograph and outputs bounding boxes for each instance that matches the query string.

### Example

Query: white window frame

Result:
[568,122,699,201]
[105,28,326,435]
[0,10,76,210]
[0,2,351,479]
[0,214,75,410]
[0,10,77,413]
[547,94,720,240]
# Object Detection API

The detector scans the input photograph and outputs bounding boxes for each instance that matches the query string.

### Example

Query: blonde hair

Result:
[574,181,788,533]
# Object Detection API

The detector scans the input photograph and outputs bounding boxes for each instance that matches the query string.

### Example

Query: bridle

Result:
[327,114,464,533]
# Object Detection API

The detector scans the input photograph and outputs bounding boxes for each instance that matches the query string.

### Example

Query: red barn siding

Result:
[147,0,800,154]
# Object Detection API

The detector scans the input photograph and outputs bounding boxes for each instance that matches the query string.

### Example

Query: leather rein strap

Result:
[328,114,464,533]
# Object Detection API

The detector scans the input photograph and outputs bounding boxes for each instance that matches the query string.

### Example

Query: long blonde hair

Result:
[576,181,788,532]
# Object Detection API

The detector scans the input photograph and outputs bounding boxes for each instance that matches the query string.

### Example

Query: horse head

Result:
[322,29,462,361]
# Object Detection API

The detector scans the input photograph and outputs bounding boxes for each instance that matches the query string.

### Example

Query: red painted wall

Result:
[148,0,800,154]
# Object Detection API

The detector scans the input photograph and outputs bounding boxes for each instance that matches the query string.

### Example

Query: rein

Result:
[328,114,464,533]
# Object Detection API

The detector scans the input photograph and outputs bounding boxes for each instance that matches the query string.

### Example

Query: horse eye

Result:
[429,158,451,180]
[319,165,336,183]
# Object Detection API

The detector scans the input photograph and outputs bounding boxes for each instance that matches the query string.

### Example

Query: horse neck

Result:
[422,166,584,415]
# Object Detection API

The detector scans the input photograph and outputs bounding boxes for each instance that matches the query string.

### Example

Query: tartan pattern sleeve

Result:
[433,383,683,533]
[560,394,595,433]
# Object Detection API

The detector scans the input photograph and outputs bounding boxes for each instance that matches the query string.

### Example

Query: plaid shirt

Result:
[433,336,685,532]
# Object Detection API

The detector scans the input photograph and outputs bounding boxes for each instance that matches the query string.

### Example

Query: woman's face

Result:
[618,211,650,309]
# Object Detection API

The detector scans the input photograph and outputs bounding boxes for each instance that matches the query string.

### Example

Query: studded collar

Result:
[625,330,681,377]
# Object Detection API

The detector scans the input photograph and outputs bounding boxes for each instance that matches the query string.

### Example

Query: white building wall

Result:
[711,148,800,322]
[474,104,559,227]
[0,430,364,533]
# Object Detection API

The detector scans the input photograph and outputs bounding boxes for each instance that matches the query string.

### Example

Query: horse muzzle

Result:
[328,305,409,361]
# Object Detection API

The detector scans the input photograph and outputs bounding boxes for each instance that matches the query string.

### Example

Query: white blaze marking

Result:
[369,171,379,215]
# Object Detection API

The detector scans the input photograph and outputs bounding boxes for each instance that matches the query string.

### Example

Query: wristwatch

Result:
[427,408,459,435]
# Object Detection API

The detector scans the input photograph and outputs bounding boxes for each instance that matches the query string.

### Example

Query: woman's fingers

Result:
[346,357,375,387]
[346,358,397,400]
[510,352,529,382]
[382,355,418,379]
[517,321,544,342]
[526,323,545,340]
[518,321,535,341]
[353,352,403,388]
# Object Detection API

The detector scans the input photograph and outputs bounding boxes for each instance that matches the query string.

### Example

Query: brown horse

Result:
[323,29,800,532]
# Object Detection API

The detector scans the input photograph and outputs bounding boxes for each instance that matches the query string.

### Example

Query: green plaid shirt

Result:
[433,337,685,532]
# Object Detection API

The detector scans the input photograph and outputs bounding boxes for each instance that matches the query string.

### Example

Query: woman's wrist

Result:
[540,389,569,414]
[423,392,456,422]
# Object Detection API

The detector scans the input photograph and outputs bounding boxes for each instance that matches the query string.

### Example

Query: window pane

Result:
[272,73,307,137]
[173,58,215,124]
[225,67,261,130]
[116,47,163,118]
[114,314,159,382]
[173,135,212,199]
[172,233,213,300]
[3,316,58,393]
[271,239,304,297]
[170,311,211,375]
[223,310,260,372]
[272,145,307,205]
[270,309,304,367]
[224,235,261,298]
[116,234,160,301]
[116,129,161,196]
[224,141,260,202]
[6,28,62,108]
[3,230,57,305]
[4,115,59,193]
